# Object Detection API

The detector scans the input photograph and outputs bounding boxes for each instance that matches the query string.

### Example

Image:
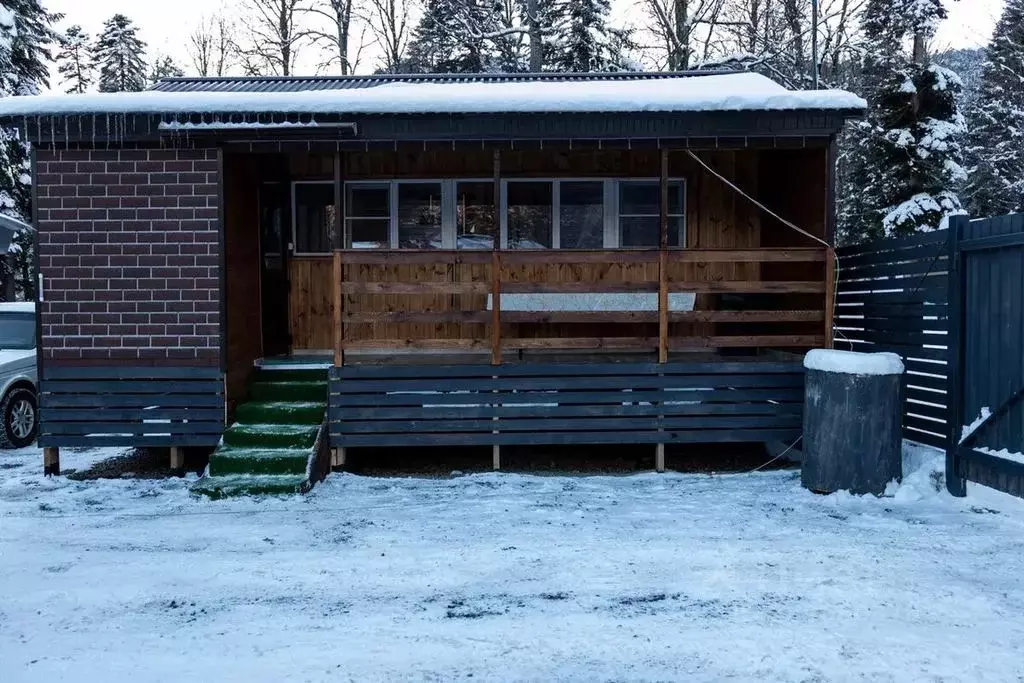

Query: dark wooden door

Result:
[259,182,291,357]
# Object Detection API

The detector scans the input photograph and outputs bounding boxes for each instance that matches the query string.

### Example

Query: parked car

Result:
[0,302,37,448]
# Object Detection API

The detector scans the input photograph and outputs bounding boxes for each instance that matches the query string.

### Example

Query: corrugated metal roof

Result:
[151,71,727,93]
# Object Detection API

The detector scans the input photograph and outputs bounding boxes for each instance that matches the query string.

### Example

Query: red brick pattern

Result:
[36,148,221,364]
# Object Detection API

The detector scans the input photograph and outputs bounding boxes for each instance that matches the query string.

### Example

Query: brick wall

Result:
[36,147,221,364]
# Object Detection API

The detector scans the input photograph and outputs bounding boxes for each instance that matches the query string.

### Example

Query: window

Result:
[313,177,687,250]
[0,311,34,349]
[456,181,496,249]
[397,182,443,248]
[346,183,389,249]
[559,182,605,249]
[618,180,686,247]
[506,181,552,249]
[293,183,336,253]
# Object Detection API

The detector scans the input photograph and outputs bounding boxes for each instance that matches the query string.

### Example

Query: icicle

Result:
[63,116,68,146]
[91,114,96,147]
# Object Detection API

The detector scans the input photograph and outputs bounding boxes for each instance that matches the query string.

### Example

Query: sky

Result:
[43,0,1005,90]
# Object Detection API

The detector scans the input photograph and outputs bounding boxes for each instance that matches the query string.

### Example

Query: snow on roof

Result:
[804,349,905,376]
[0,72,865,117]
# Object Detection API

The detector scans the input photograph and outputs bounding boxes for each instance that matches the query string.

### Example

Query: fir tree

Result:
[964,0,1024,217]
[547,0,624,72]
[56,25,92,94]
[0,0,59,300]
[149,54,185,86]
[843,0,965,240]
[404,0,521,73]
[94,14,147,93]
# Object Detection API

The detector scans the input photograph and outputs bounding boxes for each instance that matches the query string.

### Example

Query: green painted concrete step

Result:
[192,474,307,499]
[221,423,319,449]
[249,380,327,403]
[207,447,310,476]
[252,368,329,382]
[234,401,325,425]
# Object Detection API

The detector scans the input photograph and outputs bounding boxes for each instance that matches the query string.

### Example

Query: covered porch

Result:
[223,144,835,379]
[218,142,835,469]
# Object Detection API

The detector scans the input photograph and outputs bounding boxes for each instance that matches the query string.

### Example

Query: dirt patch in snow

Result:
[66,447,210,480]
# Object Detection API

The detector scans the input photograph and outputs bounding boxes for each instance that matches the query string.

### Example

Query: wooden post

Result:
[491,251,502,365]
[657,149,669,471]
[824,246,835,348]
[658,148,669,363]
[169,447,185,472]
[331,447,346,469]
[491,149,502,366]
[333,249,344,366]
[492,444,500,471]
[43,447,59,476]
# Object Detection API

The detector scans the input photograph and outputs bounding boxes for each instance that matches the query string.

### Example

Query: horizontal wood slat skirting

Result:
[328,360,804,448]
[835,232,950,449]
[39,366,225,448]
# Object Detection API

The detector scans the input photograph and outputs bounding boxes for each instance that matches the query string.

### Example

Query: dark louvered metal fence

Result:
[835,231,950,449]
[946,214,1024,497]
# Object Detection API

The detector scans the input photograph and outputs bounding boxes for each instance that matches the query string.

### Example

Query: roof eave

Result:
[9,108,864,146]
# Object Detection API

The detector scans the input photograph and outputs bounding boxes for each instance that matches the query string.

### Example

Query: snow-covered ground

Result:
[2,444,1024,682]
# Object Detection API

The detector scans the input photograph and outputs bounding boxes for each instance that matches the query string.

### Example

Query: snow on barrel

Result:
[801,349,905,496]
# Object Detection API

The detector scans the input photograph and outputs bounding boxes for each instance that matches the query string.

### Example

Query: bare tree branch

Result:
[358,0,411,73]
[189,12,235,77]
[233,0,313,76]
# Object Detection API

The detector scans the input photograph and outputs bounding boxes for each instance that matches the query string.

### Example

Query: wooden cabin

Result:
[2,71,864,475]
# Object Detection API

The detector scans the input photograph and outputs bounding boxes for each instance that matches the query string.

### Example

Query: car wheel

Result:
[0,387,38,449]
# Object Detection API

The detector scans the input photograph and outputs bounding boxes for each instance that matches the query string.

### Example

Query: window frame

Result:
[299,177,689,251]
[616,178,688,249]
[499,178,618,249]
[344,180,391,250]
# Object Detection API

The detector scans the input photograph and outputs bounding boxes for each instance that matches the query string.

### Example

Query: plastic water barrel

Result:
[801,349,904,495]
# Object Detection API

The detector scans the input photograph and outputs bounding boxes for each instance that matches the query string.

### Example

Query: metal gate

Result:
[946,214,1024,497]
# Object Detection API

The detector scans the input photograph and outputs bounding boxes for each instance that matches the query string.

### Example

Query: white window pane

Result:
[507,182,552,249]
[294,183,335,253]
[398,182,442,249]
[559,181,603,249]
[456,181,495,249]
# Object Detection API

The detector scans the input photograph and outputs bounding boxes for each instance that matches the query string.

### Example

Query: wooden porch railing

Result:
[333,248,832,365]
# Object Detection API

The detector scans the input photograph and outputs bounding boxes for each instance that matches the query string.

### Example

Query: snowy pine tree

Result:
[404,0,534,73]
[94,14,147,93]
[149,54,185,86]
[547,0,629,72]
[964,0,1024,217]
[842,0,965,241]
[56,25,93,94]
[0,0,58,300]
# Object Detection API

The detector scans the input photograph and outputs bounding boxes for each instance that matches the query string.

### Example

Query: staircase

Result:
[192,367,329,499]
